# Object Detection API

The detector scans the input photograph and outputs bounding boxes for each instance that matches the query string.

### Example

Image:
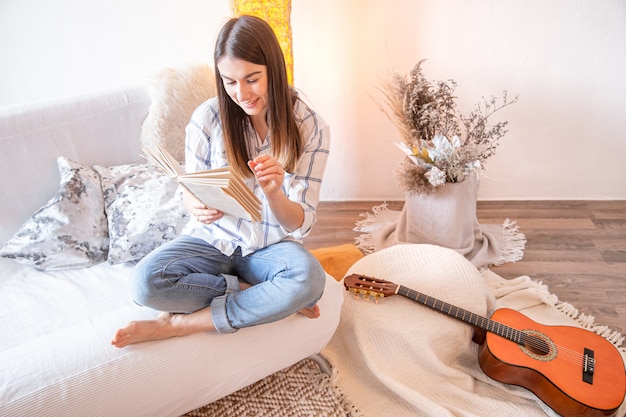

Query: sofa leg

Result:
[307,353,332,375]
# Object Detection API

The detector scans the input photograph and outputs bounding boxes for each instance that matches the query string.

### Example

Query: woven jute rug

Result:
[183,358,362,417]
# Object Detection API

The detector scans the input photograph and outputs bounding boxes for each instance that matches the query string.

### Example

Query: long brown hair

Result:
[214,15,303,178]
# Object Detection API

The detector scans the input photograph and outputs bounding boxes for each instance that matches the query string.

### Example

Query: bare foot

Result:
[110,283,272,349]
[111,307,215,348]
[111,312,177,348]
[299,304,320,319]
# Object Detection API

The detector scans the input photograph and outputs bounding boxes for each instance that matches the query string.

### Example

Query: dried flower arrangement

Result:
[380,60,518,194]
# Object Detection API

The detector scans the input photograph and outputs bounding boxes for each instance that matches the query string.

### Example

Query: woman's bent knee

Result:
[300,256,326,306]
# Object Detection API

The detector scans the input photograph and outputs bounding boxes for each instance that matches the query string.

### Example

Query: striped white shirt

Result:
[181,95,330,256]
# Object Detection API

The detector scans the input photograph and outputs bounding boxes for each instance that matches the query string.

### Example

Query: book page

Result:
[143,142,262,222]
[143,143,185,178]
[182,182,260,222]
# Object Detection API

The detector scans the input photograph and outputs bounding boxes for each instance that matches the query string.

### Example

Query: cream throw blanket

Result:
[323,244,626,417]
[354,175,526,268]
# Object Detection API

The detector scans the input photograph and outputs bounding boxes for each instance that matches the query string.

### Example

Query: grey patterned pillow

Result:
[94,163,189,264]
[0,157,109,270]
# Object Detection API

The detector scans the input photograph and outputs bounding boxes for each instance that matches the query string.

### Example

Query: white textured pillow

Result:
[140,63,217,162]
[322,244,497,417]
[94,163,190,264]
[0,157,109,270]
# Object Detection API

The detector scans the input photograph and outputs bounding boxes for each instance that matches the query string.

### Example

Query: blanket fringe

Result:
[353,202,388,254]
[491,218,527,266]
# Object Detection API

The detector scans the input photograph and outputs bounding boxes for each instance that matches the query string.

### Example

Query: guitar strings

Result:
[403,286,593,367]
[521,333,572,356]
[351,281,592,368]
[455,313,591,367]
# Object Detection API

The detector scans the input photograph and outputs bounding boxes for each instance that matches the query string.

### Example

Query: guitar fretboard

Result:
[397,285,530,346]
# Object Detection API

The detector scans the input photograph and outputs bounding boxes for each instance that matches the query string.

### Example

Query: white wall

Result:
[0,0,230,103]
[2,0,625,200]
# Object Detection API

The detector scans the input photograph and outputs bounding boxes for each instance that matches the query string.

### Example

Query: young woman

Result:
[111,15,330,348]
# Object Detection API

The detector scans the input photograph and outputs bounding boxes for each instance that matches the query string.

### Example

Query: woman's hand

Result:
[248,154,304,231]
[191,202,223,224]
[182,189,223,224]
[248,154,284,196]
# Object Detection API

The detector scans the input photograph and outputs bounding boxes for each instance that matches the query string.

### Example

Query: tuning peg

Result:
[347,287,385,304]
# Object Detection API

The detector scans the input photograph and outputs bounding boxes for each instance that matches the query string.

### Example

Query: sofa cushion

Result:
[94,163,190,264]
[0,157,109,270]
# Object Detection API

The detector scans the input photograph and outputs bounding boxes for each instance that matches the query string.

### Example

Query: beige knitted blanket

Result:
[323,244,626,417]
[355,175,526,268]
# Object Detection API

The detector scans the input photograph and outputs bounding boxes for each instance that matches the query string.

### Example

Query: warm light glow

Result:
[230,0,293,85]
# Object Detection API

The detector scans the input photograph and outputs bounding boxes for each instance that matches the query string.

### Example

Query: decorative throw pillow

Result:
[0,157,109,270]
[140,63,216,162]
[94,163,190,264]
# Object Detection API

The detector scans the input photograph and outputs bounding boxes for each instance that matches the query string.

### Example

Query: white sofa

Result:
[0,83,343,416]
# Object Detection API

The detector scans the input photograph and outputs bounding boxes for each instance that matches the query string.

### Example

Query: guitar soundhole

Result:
[519,330,557,362]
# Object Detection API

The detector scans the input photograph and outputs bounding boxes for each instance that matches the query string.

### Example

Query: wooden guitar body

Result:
[478,309,625,417]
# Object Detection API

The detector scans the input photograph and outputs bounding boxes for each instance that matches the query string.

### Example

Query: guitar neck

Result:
[396,285,526,345]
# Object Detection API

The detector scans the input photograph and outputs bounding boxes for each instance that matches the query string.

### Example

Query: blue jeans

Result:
[130,236,325,333]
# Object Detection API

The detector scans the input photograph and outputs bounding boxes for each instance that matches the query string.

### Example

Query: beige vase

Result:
[395,173,482,257]
[355,172,526,268]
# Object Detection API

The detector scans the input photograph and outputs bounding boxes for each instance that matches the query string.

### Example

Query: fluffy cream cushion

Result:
[140,63,217,162]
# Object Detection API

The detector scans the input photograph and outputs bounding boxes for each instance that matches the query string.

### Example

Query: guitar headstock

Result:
[344,274,398,303]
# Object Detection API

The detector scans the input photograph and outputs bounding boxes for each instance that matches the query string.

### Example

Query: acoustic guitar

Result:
[344,273,626,417]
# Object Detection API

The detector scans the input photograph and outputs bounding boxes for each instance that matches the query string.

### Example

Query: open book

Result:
[144,143,262,223]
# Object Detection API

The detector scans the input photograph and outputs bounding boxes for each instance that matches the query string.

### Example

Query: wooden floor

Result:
[304,200,626,336]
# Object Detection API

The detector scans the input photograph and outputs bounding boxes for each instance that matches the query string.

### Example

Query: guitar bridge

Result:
[582,348,595,384]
